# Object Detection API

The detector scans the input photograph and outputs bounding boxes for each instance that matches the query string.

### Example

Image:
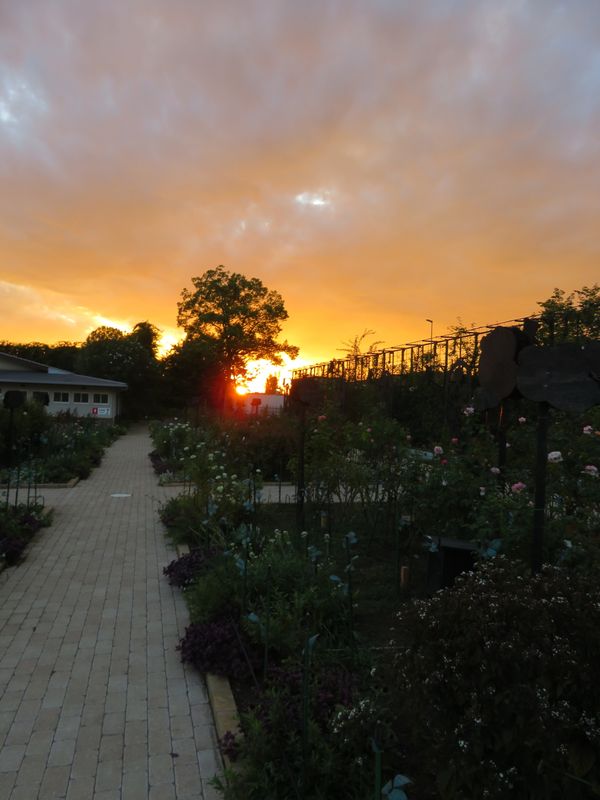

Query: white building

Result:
[0,352,127,421]
[236,392,285,416]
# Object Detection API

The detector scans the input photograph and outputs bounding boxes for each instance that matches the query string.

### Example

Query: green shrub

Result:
[389,557,600,799]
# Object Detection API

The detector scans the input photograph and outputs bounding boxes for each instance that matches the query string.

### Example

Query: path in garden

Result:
[0,426,222,800]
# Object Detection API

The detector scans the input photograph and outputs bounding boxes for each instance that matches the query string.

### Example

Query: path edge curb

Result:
[175,544,242,773]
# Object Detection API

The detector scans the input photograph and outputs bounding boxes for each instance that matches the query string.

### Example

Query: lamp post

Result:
[426,318,433,344]
[425,319,434,369]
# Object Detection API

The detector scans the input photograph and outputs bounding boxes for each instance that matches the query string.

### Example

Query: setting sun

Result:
[235,354,312,395]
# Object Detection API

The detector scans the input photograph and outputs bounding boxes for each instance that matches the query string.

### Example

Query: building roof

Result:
[0,352,127,390]
[0,352,51,372]
[0,371,127,389]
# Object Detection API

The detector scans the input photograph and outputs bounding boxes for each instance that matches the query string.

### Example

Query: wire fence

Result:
[290,311,594,385]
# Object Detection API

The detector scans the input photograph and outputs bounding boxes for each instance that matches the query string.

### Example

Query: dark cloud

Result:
[0,0,599,358]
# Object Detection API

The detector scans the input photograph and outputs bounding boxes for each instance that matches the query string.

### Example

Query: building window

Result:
[74,392,89,403]
[53,392,69,402]
[93,393,109,404]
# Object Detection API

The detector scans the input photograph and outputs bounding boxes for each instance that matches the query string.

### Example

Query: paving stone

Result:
[15,753,46,784]
[39,764,71,798]
[99,734,124,762]
[94,758,123,792]
[66,775,96,800]
[0,770,16,799]
[148,752,174,785]
[70,748,99,779]
[0,745,25,773]
[174,758,203,796]
[0,428,221,796]
[25,730,54,758]
[121,769,149,800]
[148,783,176,800]
[48,737,76,767]
[3,721,34,748]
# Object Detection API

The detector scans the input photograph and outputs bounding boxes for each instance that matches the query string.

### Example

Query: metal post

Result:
[296,405,306,531]
[532,402,550,574]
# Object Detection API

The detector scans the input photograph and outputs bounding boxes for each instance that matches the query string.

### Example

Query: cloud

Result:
[0,0,599,360]
[0,279,179,345]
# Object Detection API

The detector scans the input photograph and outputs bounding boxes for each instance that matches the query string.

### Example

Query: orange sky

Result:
[1,1,599,370]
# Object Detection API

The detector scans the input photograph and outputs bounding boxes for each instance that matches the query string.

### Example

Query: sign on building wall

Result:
[91,407,111,417]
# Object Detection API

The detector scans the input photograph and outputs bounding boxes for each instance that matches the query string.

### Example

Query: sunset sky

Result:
[1,0,599,372]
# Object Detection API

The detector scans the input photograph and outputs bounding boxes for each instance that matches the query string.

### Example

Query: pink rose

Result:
[433,446,444,456]
[511,481,526,494]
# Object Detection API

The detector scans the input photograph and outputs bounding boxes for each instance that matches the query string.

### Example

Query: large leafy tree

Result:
[0,340,78,371]
[177,267,298,399]
[76,324,161,418]
[161,337,226,410]
[537,284,600,341]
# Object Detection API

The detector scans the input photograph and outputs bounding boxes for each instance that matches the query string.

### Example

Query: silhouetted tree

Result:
[160,338,226,411]
[265,374,280,394]
[76,324,161,418]
[0,341,78,370]
[537,284,600,342]
[177,267,298,407]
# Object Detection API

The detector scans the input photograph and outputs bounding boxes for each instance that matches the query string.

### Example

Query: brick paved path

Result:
[0,427,222,800]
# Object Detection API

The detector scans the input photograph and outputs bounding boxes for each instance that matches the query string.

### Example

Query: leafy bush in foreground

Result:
[0,504,53,566]
[162,546,217,588]
[390,558,600,799]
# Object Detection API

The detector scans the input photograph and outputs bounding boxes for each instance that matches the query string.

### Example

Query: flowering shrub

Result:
[159,401,600,800]
[0,414,122,484]
[153,420,263,545]
[0,504,52,566]
[390,558,600,798]
[217,663,367,800]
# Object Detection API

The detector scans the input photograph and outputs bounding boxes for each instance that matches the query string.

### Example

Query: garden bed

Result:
[153,403,600,800]
[0,503,53,569]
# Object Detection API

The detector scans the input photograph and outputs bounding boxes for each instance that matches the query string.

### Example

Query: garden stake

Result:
[301,633,318,800]
[371,738,382,799]
[14,464,20,509]
[242,530,250,614]
[296,404,307,531]
[496,403,507,469]
[33,461,40,507]
[230,617,260,688]
[26,456,33,508]
[344,533,356,650]
[395,524,401,599]
[263,564,271,681]
[532,401,550,574]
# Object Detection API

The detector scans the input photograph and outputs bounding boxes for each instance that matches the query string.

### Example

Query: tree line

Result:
[2,273,598,420]
[1,267,297,419]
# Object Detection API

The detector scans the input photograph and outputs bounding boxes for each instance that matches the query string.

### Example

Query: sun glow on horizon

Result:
[157,329,182,358]
[236,353,312,395]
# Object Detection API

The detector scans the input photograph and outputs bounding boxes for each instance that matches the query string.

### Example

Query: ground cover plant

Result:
[154,385,600,799]
[0,503,53,566]
[0,405,125,484]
